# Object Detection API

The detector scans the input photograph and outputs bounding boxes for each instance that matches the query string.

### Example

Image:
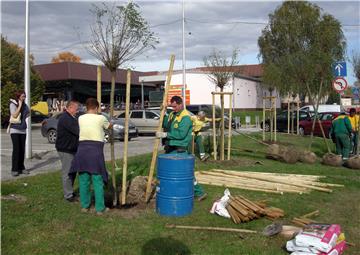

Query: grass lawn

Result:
[2,133,360,254]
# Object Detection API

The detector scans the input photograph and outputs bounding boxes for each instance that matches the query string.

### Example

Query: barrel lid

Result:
[158,153,194,160]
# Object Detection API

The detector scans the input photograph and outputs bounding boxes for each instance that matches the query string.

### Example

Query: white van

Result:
[299,104,341,113]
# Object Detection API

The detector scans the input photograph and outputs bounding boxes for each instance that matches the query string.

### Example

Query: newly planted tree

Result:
[86,2,157,205]
[203,48,239,160]
[258,1,345,151]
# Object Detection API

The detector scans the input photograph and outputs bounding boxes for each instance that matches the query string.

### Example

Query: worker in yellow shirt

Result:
[191,111,221,161]
[348,108,360,154]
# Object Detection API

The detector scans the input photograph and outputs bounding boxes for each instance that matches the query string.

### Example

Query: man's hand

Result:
[156,131,167,138]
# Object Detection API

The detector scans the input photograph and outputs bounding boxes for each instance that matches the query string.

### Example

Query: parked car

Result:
[116,109,162,134]
[298,112,339,138]
[299,104,341,114]
[31,110,50,124]
[186,104,236,128]
[261,110,310,132]
[41,112,138,144]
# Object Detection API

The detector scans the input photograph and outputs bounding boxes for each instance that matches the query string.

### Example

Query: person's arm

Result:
[167,116,192,140]
[62,116,79,136]
[10,101,22,118]
[102,115,112,129]
[345,117,353,134]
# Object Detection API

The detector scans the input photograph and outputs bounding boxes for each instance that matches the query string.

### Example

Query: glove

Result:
[156,131,167,138]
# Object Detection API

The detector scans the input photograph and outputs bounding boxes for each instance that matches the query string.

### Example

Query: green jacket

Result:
[163,109,193,147]
[331,115,352,136]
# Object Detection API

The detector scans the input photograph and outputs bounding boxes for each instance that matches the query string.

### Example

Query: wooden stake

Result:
[227,94,233,160]
[97,66,101,113]
[165,224,257,234]
[120,70,131,205]
[212,93,217,160]
[145,55,175,202]
[263,98,265,141]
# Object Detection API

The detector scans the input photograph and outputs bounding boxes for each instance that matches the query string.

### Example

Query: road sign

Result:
[333,61,347,77]
[332,77,348,93]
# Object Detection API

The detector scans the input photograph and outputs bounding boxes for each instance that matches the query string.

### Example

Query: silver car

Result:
[117,110,162,134]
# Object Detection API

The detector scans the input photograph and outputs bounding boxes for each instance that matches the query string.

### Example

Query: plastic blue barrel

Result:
[156,153,194,217]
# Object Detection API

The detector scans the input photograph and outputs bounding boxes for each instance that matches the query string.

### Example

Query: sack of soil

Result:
[299,150,317,164]
[345,156,360,169]
[322,153,342,167]
[266,144,298,164]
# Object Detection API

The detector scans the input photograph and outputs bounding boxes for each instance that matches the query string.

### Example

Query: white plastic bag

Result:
[209,188,231,218]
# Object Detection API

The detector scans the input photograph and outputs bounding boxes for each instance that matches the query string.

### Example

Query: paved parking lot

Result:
[1,125,159,181]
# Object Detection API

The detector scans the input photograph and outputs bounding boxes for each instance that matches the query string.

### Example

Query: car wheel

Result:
[299,126,305,136]
[47,129,57,144]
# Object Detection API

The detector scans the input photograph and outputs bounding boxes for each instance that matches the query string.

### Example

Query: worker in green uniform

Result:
[348,108,359,155]
[156,96,207,201]
[330,112,352,160]
[190,111,221,161]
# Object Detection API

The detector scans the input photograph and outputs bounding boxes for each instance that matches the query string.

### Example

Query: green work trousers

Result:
[335,134,351,159]
[352,132,358,154]
[195,134,205,155]
[79,172,105,212]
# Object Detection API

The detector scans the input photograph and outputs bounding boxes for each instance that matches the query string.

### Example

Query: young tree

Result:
[86,2,158,204]
[258,1,346,151]
[203,48,239,160]
[1,36,44,127]
[351,51,360,82]
[51,51,81,63]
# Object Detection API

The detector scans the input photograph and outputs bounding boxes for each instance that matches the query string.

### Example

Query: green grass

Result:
[2,133,360,254]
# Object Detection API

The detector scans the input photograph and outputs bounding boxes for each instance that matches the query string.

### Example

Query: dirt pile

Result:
[322,153,342,167]
[266,144,299,164]
[299,150,318,164]
[345,156,360,169]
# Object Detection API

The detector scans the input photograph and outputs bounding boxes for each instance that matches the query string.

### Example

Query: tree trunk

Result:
[220,88,225,160]
[110,72,117,206]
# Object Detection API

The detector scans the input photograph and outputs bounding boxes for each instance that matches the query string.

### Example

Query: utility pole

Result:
[25,0,32,159]
[182,0,186,107]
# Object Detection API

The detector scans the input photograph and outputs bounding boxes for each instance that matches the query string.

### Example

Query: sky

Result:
[1,0,360,85]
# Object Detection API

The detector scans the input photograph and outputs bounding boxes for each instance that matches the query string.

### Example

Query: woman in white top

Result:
[70,98,112,214]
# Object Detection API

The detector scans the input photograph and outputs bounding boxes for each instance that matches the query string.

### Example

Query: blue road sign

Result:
[333,61,347,77]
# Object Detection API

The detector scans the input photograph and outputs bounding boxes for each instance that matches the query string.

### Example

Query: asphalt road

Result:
[1,124,159,181]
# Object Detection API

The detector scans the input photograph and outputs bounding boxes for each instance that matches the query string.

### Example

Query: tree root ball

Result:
[266,144,298,164]
[299,150,318,164]
[345,156,360,169]
[322,153,342,167]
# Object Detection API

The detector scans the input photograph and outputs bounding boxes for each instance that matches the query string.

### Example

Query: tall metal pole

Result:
[25,0,32,159]
[182,0,186,107]
[141,81,144,109]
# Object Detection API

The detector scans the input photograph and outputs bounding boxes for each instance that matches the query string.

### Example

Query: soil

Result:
[322,153,342,167]
[345,156,360,169]
[299,150,318,164]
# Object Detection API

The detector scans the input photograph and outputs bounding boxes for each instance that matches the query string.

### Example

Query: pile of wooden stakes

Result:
[226,195,284,224]
[195,169,344,194]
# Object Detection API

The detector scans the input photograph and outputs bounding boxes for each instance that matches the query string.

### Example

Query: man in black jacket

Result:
[55,100,80,202]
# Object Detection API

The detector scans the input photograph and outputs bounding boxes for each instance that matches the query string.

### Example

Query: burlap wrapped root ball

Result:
[299,150,318,164]
[126,176,156,204]
[322,153,342,167]
[266,144,298,164]
[346,156,360,169]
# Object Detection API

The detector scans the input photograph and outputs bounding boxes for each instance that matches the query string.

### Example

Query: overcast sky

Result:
[1,0,360,85]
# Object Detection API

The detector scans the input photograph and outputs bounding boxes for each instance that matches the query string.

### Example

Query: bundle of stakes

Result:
[195,170,344,194]
[226,195,284,224]
[291,210,319,227]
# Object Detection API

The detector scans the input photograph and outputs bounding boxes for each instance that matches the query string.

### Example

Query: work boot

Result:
[81,208,90,213]
[11,171,19,177]
[96,207,110,216]
[200,154,209,162]
[21,169,30,175]
[197,193,208,201]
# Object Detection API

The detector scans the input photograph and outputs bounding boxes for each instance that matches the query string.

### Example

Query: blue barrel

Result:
[156,153,194,217]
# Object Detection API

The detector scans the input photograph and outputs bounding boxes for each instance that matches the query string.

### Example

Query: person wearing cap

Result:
[190,111,221,161]
[156,96,207,201]
[348,108,359,154]
[330,111,352,160]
